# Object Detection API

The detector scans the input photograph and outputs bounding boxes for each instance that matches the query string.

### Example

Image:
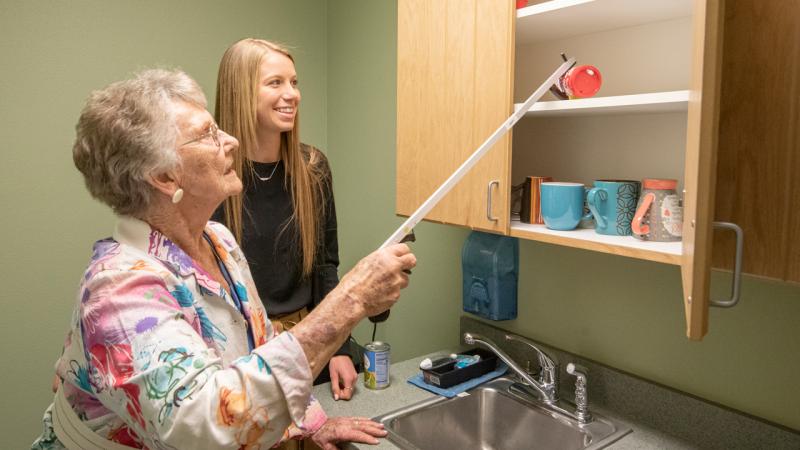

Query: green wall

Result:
[507,245,800,430]
[0,1,329,446]
[2,1,797,447]
[326,0,467,365]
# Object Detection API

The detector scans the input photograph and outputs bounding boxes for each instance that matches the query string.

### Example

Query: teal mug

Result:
[586,180,640,236]
[540,182,590,231]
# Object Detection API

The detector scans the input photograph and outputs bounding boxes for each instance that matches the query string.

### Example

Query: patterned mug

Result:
[632,178,683,241]
[586,180,640,236]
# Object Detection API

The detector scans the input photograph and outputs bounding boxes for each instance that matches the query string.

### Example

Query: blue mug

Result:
[586,180,640,236]
[540,182,589,231]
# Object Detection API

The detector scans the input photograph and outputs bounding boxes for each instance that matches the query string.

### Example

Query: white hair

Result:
[72,69,207,216]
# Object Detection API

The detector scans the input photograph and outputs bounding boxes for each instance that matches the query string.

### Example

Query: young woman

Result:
[214,38,358,401]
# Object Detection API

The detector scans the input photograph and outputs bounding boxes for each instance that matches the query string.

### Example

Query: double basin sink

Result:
[374,377,630,450]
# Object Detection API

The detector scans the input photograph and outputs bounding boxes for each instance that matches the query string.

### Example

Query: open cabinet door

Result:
[396,0,514,233]
[713,0,800,283]
[681,0,725,340]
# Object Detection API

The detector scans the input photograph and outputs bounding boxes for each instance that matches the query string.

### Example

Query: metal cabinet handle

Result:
[487,180,499,221]
[710,221,744,308]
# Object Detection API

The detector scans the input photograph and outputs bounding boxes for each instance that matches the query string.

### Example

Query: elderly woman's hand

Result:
[338,244,416,318]
[288,244,416,379]
[311,417,387,450]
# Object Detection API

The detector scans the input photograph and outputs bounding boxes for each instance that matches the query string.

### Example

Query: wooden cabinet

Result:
[396,0,724,340]
[396,0,514,233]
[713,0,800,284]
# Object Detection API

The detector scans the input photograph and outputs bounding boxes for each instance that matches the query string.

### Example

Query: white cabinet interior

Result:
[509,0,695,265]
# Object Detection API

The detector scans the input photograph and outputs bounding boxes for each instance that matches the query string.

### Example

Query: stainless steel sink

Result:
[374,377,630,450]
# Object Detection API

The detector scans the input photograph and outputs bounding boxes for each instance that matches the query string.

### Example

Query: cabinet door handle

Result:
[487,180,499,222]
[710,221,744,308]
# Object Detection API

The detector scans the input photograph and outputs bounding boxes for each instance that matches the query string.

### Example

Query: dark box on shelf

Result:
[421,348,498,388]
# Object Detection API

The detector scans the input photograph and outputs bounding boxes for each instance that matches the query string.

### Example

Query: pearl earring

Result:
[171,188,184,204]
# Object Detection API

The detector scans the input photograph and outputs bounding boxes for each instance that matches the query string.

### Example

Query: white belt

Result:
[52,382,135,450]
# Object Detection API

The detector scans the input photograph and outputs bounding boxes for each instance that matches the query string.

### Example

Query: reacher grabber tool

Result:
[380,57,577,249]
[369,57,577,325]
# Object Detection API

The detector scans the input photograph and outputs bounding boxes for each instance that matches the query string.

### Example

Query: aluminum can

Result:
[363,341,391,389]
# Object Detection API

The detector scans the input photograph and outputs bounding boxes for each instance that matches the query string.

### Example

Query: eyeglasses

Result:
[180,122,223,150]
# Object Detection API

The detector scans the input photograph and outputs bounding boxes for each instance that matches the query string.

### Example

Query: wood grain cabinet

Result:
[396,0,514,233]
[713,0,800,285]
[396,0,728,340]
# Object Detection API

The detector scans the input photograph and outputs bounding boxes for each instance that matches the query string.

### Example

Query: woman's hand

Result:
[288,244,415,378]
[338,244,416,317]
[311,417,387,450]
[329,355,358,401]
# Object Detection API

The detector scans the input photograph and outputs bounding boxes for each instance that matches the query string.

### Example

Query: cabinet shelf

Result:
[516,0,692,45]
[515,90,689,117]
[509,220,682,265]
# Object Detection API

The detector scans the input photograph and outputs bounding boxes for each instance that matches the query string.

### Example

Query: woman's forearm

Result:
[290,282,364,377]
[290,244,414,378]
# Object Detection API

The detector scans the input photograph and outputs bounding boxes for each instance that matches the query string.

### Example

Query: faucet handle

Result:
[504,334,557,369]
[505,334,559,402]
[566,363,592,424]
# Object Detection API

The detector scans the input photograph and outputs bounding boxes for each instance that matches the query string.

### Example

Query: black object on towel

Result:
[421,348,498,389]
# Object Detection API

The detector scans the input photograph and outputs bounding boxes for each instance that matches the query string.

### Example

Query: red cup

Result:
[561,65,602,98]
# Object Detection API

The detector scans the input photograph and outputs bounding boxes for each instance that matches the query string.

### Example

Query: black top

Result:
[213,146,346,356]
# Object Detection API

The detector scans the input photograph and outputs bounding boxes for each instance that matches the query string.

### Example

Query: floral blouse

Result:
[32,217,326,449]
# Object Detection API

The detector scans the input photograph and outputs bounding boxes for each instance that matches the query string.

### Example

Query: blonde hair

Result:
[215,38,327,277]
[74,69,206,217]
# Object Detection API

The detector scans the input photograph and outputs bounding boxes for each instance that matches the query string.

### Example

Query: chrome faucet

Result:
[464,332,595,424]
[463,332,559,404]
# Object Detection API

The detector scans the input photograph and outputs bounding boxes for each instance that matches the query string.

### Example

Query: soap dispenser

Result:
[461,231,518,320]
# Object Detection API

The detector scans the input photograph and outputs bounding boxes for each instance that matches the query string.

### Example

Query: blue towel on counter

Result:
[407,363,508,398]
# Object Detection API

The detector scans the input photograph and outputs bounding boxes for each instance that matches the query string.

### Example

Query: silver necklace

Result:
[254,160,281,181]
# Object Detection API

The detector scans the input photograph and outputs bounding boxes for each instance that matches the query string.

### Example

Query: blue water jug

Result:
[462,231,518,320]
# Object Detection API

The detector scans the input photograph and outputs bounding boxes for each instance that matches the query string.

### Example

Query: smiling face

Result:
[174,101,242,210]
[256,51,300,135]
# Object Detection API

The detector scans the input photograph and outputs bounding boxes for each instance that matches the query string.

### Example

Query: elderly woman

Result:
[32,69,415,450]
